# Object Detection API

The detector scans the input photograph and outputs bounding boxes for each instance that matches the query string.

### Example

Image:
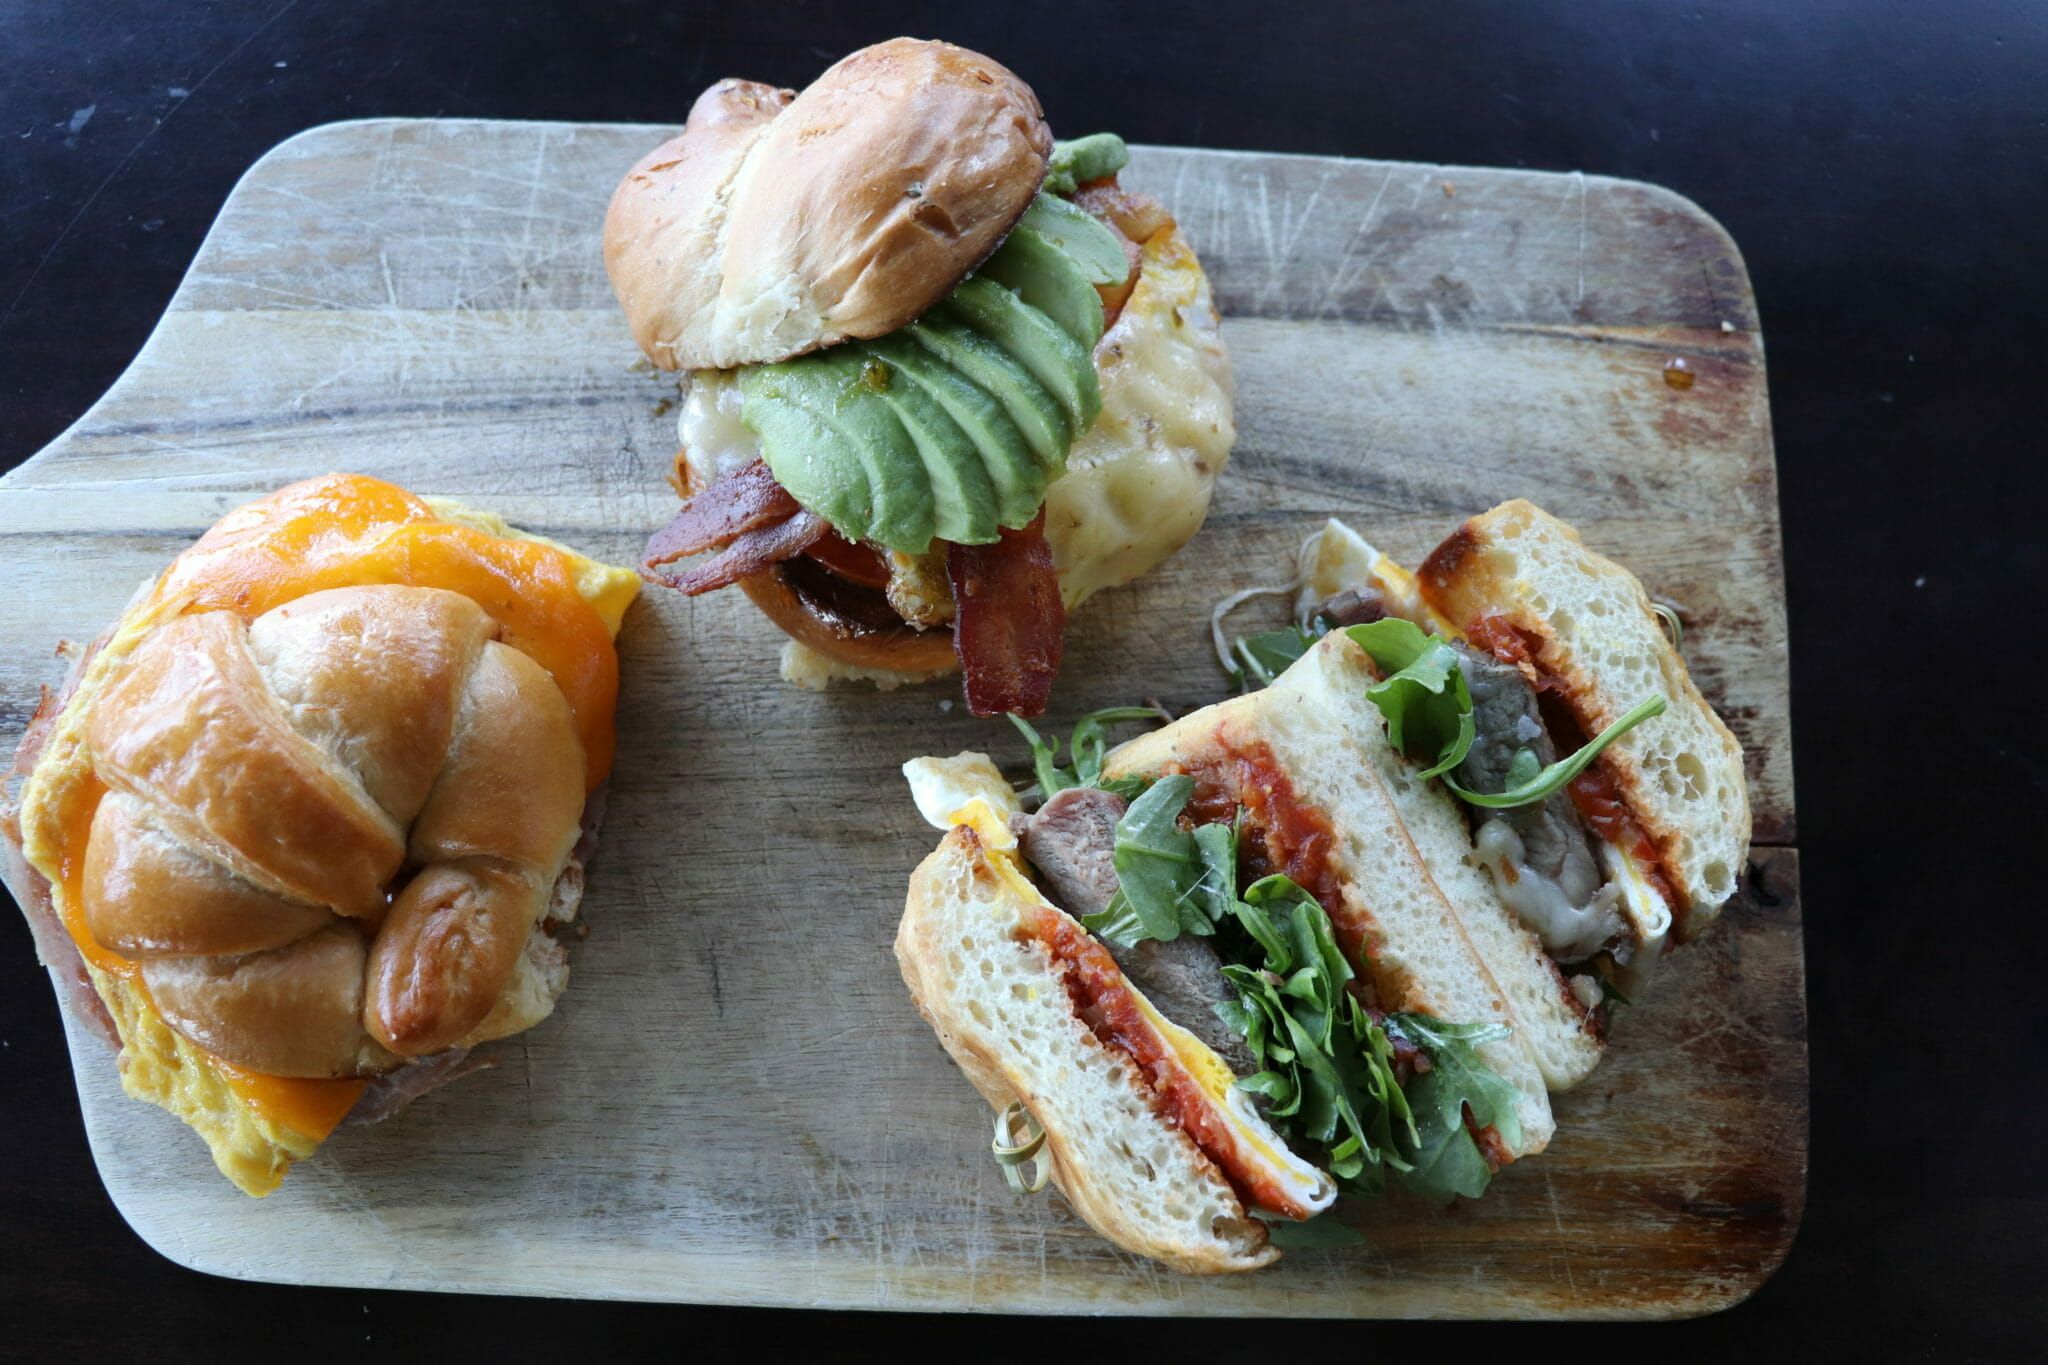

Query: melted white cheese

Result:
[1472,818,1624,962]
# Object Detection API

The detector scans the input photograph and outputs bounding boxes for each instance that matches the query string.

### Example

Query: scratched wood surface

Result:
[0,119,1802,1317]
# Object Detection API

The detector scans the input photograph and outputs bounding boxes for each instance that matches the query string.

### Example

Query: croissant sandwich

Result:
[895,502,1748,1271]
[3,474,639,1195]
[606,36,1233,716]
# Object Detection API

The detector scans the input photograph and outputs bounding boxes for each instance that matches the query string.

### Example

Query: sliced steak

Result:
[1313,587,1387,627]
[1115,935,1260,1078]
[1016,786,1126,917]
[1017,786,1257,1076]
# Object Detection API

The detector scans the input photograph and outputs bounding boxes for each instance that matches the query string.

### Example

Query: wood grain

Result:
[0,120,1802,1317]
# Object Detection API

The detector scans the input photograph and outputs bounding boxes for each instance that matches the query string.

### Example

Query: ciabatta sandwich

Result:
[606,37,1233,716]
[1275,502,1750,976]
[897,502,1749,1270]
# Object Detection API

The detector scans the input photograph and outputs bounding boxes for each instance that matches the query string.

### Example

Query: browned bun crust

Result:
[604,37,1052,372]
[738,562,956,674]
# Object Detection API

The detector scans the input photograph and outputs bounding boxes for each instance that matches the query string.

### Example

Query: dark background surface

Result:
[4,0,2043,1357]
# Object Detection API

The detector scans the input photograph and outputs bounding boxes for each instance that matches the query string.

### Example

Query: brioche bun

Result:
[604,38,1052,372]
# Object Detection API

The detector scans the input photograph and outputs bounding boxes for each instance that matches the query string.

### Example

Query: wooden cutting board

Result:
[0,119,1801,1317]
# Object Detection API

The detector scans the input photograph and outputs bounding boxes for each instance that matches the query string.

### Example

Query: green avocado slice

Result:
[978,226,1106,350]
[902,317,1072,480]
[1017,193,1130,286]
[737,366,875,539]
[744,354,935,553]
[861,339,1000,545]
[943,277,1102,436]
[868,333,1042,531]
[1043,132,1130,197]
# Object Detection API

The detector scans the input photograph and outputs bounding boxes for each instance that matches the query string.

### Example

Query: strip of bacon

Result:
[947,515,1064,717]
[643,510,828,595]
[642,458,800,568]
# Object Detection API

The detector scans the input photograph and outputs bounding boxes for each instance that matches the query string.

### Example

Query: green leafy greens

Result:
[1381,1014,1523,1201]
[1342,619,1476,779]
[1222,613,1668,810]
[1444,693,1669,808]
[1229,622,1324,691]
[1006,706,1161,801]
[1070,780,1524,1204]
[1104,775,1210,943]
[1215,873,1416,1195]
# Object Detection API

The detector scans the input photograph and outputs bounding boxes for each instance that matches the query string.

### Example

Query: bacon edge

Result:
[947,515,1065,717]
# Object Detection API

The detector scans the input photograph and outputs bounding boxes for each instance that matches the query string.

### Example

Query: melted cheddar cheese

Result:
[19,474,638,1195]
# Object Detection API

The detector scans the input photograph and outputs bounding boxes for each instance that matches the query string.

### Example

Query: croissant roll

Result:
[78,584,587,1078]
[143,923,399,1079]
[81,792,331,958]
[366,858,551,1057]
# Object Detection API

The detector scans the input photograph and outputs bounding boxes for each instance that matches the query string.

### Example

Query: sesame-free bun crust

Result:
[897,824,1279,1274]
[1418,501,1750,943]
[605,38,1052,372]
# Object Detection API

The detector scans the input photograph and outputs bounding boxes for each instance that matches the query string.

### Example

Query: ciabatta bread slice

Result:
[1105,629,1589,1127]
[897,818,1281,1274]
[1418,500,1750,942]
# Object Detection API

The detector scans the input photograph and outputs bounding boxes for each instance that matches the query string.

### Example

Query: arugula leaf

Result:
[1383,1014,1524,1204]
[1078,889,1147,949]
[1343,619,1476,779]
[1108,775,1204,942]
[1190,820,1241,927]
[1006,706,1163,799]
[1446,694,1668,808]
[1231,622,1324,692]
[1211,877,1415,1189]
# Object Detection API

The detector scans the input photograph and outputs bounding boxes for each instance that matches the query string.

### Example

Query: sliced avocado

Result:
[868,333,1041,532]
[1043,132,1130,197]
[1017,192,1129,286]
[861,339,999,545]
[744,353,935,553]
[903,317,1072,484]
[738,365,875,539]
[979,226,1106,349]
[944,277,1103,435]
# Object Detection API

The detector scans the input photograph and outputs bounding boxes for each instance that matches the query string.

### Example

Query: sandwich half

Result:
[1277,502,1750,979]
[899,692,1548,1271]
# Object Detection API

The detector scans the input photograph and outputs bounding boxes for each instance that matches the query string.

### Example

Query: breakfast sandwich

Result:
[4,474,638,1195]
[895,501,1749,1269]
[606,37,1233,715]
